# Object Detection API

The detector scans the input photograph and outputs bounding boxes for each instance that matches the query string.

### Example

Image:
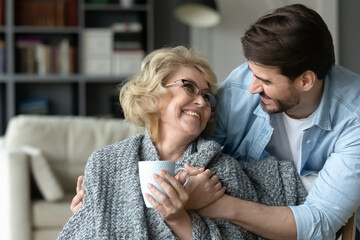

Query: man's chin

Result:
[260,102,281,114]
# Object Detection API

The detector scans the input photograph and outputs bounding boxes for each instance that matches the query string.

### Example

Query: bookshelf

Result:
[0,0,189,135]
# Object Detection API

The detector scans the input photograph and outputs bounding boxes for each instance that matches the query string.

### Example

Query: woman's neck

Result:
[155,129,194,161]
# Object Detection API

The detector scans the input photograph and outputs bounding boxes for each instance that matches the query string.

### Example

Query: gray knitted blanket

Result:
[57,132,307,240]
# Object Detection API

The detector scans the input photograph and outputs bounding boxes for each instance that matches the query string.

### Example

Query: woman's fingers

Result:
[147,171,189,206]
[146,171,189,221]
[160,170,188,202]
[175,171,189,184]
[147,182,169,205]
[145,192,162,209]
[184,163,205,176]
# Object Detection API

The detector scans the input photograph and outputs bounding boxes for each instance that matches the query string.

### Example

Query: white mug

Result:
[138,161,190,208]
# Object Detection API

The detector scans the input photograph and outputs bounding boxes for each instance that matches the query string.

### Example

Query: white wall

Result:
[190,0,338,82]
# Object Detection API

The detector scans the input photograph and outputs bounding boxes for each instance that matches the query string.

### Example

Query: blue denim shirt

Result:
[210,63,360,240]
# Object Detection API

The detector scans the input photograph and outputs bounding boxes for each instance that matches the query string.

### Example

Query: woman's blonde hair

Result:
[119,46,217,143]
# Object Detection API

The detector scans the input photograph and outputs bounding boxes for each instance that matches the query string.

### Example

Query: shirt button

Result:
[306,140,311,144]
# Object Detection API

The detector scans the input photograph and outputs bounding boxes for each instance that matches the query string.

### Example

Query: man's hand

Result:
[70,175,85,214]
[183,163,226,210]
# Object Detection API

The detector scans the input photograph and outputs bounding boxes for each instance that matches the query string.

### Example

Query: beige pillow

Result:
[22,146,64,201]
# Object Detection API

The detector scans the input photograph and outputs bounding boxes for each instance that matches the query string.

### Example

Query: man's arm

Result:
[198,194,297,240]
[200,124,360,240]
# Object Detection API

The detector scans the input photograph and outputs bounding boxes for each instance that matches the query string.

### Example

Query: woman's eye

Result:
[183,83,196,93]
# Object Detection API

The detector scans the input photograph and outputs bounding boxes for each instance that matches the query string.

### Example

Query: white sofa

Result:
[0,115,144,240]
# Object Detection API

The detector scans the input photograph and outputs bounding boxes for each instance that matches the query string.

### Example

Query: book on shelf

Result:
[0,0,4,26]
[55,0,65,27]
[16,37,76,75]
[15,0,78,27]
[66,0,78,27]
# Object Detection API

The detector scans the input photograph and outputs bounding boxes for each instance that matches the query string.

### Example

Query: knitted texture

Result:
[57,132,307,239]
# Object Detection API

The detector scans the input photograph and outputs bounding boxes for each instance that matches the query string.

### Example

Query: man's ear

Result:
[298,70,317,91]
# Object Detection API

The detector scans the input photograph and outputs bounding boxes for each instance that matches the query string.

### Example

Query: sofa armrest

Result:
[0,149,31,240]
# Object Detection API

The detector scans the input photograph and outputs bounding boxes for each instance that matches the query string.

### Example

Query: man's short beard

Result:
[260,87,299,114]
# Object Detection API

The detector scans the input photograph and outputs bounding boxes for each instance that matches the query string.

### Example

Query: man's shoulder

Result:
[328,65,360,87]
[327,65,360,117]
[219,62,253,90]
[217,62,259,106]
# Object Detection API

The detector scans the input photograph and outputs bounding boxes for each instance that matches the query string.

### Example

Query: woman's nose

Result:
[248,77,263,94]
[194,94,207,107]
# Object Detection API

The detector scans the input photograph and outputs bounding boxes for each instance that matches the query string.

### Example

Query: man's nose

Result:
[248,77,263,94]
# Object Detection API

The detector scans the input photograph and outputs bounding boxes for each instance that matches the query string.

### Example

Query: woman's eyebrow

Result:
[184,78,210,91]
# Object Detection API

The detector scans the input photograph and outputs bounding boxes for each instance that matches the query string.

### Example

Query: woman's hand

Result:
[70,175,85,214]
[146,169,192,240]
[183,164,226,210]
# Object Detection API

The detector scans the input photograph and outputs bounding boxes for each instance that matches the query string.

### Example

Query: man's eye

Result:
[259,79,271,85]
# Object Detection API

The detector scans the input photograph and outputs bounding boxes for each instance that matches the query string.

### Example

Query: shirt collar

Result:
[312,75,332,131]
[253,101,270,120]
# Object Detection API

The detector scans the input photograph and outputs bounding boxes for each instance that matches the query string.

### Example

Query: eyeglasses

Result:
[165,79,216,108]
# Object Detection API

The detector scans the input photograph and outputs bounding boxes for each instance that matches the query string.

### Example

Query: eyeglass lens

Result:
[181,80,216,108]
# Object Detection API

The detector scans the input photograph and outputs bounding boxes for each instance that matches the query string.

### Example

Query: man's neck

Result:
[286,79,324,119]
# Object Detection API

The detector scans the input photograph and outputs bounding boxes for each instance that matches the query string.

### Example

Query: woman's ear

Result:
[298,70,317,92]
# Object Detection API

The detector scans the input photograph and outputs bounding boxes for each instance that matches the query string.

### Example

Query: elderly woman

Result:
[58,46,306,240]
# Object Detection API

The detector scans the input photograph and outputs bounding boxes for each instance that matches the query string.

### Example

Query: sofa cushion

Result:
[32,194,73,228]
[5,115,144,163]
[5,115,144,192]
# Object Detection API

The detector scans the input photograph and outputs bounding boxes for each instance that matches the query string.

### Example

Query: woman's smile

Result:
[183,110,200,119]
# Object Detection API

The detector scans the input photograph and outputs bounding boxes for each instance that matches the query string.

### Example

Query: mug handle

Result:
[175,167,190,186]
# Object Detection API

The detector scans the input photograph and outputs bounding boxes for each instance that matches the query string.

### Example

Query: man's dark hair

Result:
[241,4,335,80]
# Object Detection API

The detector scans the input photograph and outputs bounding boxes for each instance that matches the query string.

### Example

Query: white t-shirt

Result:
[267,110,318,192]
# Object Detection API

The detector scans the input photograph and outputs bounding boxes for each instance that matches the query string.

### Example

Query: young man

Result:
[206,4,360,240]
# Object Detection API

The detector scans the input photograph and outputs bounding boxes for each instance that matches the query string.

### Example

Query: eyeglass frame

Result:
[165,79,217,108]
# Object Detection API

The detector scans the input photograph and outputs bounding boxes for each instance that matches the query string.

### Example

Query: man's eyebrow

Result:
[248,66,270,82]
